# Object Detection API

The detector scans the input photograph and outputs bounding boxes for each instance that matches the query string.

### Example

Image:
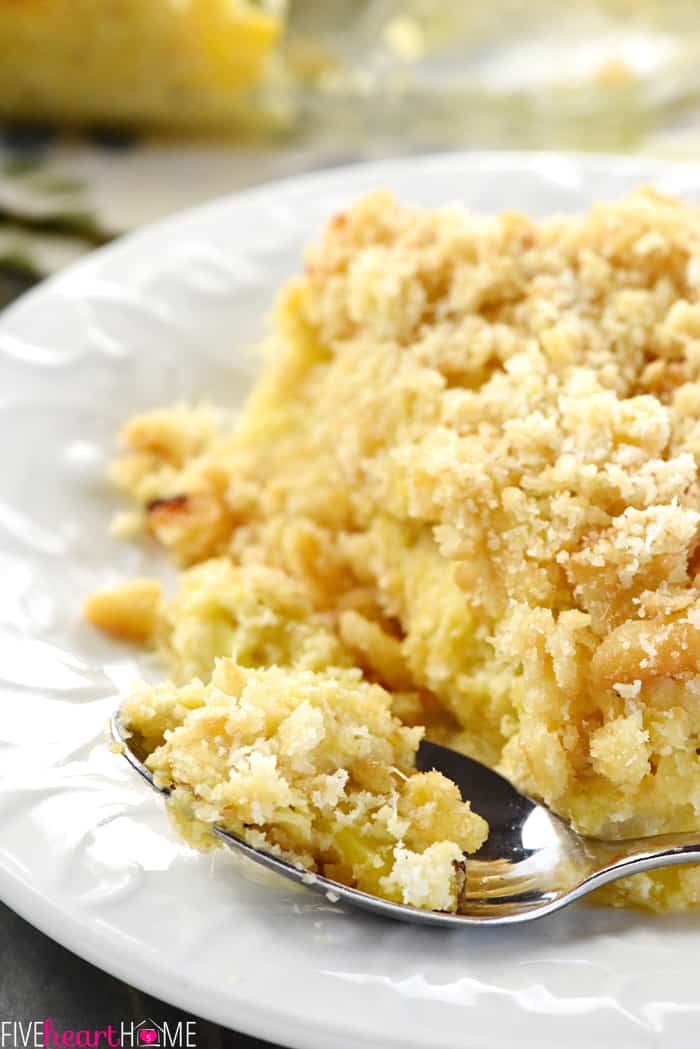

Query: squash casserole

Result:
[89,187,700,912]
[121,659,488,912]
[0,0,284,133]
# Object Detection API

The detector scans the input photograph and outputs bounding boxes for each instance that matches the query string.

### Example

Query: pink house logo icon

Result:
[135,1020,164,1046]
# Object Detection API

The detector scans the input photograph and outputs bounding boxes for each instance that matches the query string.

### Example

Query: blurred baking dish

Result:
[0,0,286,133]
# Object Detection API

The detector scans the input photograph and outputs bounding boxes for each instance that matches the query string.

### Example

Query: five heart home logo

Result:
[0,1017,197,1047]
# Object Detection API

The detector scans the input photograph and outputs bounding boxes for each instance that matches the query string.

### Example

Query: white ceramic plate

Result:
[3,152,700,1049]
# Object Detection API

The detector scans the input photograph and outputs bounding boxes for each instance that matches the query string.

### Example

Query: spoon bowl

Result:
[112,715,700,926]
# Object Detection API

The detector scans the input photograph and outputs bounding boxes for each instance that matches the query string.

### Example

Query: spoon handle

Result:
[581,832,700,892]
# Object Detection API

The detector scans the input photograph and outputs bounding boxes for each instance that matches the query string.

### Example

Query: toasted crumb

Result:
[590,713,650,788]
[380,842,465,912]
[84,578,161,642]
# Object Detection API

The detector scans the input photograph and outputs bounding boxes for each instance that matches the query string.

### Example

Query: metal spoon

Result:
[111,713,700,926]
